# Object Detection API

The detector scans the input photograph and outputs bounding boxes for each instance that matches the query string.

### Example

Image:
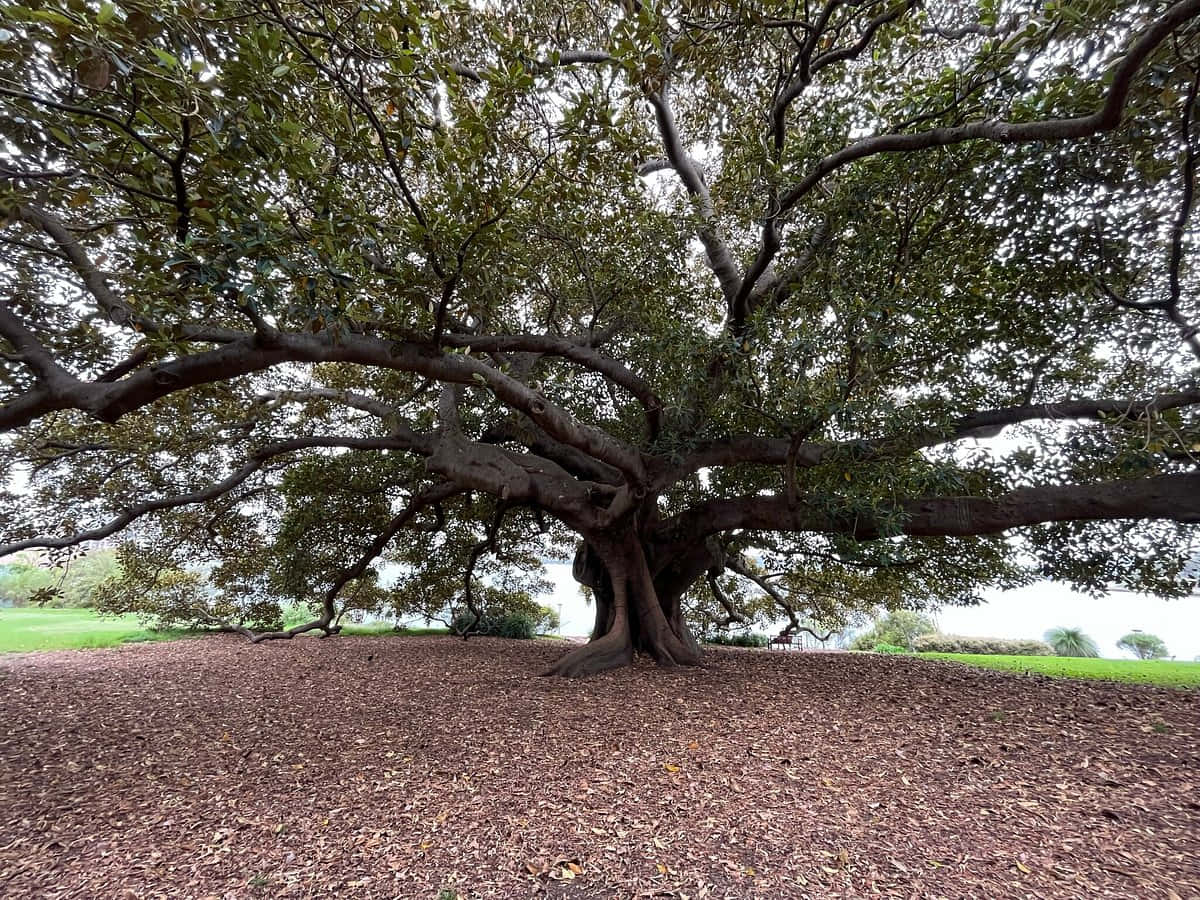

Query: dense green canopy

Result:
[1,0,1198,674]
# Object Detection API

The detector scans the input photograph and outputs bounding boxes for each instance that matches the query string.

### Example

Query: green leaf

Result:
[151,47,178,69]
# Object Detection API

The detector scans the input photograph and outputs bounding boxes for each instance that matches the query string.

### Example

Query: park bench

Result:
[768,632,796,651]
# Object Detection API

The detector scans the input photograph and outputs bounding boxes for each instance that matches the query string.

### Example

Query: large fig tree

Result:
[2,0,1199,675]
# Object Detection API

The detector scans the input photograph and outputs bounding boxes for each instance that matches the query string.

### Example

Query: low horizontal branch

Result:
[658,472,1200,546]
[657,388,1200,484]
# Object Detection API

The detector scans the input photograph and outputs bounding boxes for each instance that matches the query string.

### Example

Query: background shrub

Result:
[873,642,908,654]
[451,603,555,639]
[492,612,537,639]
[0,551,120,609]
[705,631,769,648]
[1044,626,1100,657]
[914,634,1054,656]
[850,610,936,651]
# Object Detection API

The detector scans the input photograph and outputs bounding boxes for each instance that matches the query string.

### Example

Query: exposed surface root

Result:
[543,629,633,677]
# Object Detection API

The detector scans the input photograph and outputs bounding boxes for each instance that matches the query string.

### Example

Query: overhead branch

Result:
[0,302,76,388]
[644,79,743,305]
[734,0,1200,314]
[265,0,434,246]
[258,388,400,421]
[427,428,600,529]
[705,571,748,626]
[657,471,1200,548]
[656,388,1200,485]
[0,433,433,558]
[0,86,174,164]
[0,325,648,485]
[920,19,1021,40]
[3,204,244,344]
[450,49,612,82]
[482,419,623,486]
[5,204,136,327]
[740,215,832,324]
[781,0,1200,213]
[771,0,918,152]
[1166,64,1200,360]
[441,332,662,437]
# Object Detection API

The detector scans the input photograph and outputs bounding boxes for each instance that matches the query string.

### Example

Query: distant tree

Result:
[1117,632,1170,660]
[0,550,119,607]
[0,559,53,607]
[1044,627,1100,658]
[851,610,936,652]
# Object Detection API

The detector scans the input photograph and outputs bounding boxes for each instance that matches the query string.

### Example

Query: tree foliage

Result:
[850,610,936,651]
[2,0,1199,674]
[0,549,118,607]
[1116,631,1170,659]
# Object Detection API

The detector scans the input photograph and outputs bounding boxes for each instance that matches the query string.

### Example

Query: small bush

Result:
[914,634,1054,656]
[873,642,908,654]
[493,612,537,639]
[705,632,769,648]
[451,610,539,639]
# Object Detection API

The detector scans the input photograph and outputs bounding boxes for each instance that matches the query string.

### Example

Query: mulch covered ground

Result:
[1,637,1197,899]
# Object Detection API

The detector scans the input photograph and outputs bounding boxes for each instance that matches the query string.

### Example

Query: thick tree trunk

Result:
[545,534,704,677]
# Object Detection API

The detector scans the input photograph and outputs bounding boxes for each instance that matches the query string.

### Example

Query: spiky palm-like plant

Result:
[1044,627,1100,658]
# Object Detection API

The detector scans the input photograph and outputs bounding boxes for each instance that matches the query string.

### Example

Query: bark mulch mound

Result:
[1,636,1197,899]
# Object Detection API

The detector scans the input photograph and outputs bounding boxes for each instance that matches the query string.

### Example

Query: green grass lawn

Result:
[919,652,1200,689]
[0,608,562,653]
[338,622,450,637]
[0,607,195,652]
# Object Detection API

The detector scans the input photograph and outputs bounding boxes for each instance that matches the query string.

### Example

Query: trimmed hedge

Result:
[705,632,769,648]
[873,643,908,654]
[451,611,538,639]
[914,633,1054,656]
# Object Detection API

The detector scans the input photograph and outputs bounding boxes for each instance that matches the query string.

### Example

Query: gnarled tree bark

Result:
[544,532,706,677]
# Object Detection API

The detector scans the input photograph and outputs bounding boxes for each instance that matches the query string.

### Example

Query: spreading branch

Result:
[0,433,434,558]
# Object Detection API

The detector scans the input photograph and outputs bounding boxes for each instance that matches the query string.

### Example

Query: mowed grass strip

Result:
[338,622,450,637]
[0,607,194,653]
[919,652,1200,689]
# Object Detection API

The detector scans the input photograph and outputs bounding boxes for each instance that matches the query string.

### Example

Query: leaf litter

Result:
[1,637,1197,898]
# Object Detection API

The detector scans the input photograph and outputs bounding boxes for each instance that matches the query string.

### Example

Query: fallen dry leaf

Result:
[0,637,1195,899]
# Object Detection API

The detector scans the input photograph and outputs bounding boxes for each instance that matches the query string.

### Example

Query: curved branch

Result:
[441,332,663,436]
[734,0,1200,314]
[706,571,748,626]
[0,433,433,557]
[450,48,612,82]
[0,302,76,388]
[259,388,400,421]
[0,325,648,484]
[657,472,1200,548]
[654,388,1200,485]
[288,481,463,642]
[3,204,244,343]
[644,81,743,304]
[771,0,918,152]
[0,86,173,164]
[5,204,136,327]
[780,0,1200,214]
